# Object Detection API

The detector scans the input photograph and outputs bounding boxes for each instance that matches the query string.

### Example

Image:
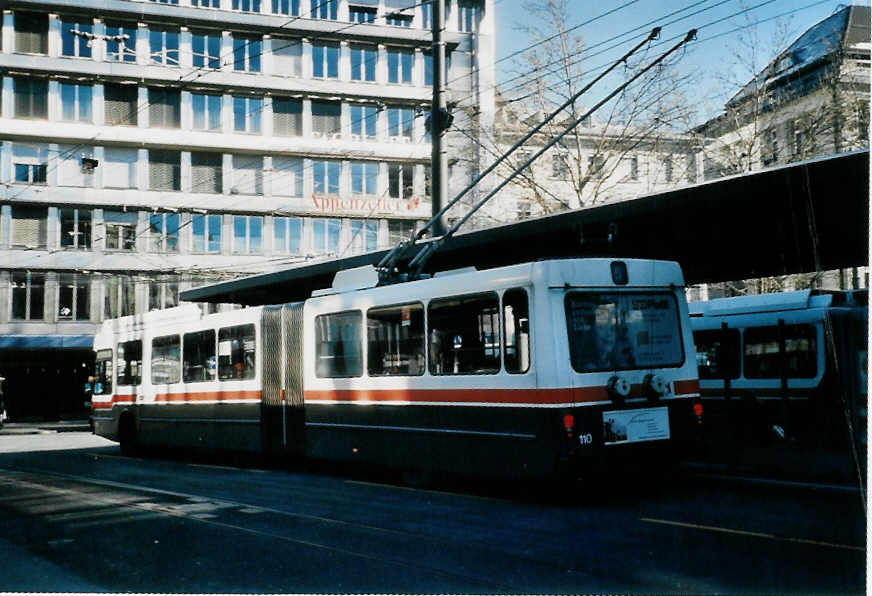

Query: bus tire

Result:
[118,412,139,457]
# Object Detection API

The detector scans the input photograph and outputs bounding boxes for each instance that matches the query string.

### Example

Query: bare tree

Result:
[492,0,698,218]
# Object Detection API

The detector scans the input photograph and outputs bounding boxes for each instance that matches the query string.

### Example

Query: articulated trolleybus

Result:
[92,258,701,480]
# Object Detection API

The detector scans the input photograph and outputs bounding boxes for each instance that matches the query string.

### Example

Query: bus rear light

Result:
[693,401,704,422]
[563,413,575,435]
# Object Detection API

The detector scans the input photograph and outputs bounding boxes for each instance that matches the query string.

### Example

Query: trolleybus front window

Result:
[565,292,684,373]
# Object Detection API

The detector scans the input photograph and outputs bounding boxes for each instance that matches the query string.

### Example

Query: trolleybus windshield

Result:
[565,292,684,373]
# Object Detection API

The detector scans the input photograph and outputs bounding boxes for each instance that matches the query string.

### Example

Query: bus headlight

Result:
[643,373,667,401]
[607,375,631,403]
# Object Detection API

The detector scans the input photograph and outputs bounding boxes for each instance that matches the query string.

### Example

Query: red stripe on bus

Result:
[154,391,262,403]
[304,382,699,405]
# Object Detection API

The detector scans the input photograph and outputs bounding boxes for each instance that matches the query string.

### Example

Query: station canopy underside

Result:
[181,150,869,306]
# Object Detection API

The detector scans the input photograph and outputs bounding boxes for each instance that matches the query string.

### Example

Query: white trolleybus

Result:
[92,258,702,480]
[689,289,867,452]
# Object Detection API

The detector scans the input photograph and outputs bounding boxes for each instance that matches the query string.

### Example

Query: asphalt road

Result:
[0,431,865,594]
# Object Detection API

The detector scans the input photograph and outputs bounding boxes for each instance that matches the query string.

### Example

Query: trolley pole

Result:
[430,0,448,237]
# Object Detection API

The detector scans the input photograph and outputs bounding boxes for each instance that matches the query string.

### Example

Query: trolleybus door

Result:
[260,303,305,455]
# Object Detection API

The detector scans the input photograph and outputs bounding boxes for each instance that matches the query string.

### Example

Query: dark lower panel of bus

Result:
[96,399,697,479]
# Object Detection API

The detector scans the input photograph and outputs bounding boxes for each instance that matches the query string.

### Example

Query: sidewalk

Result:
[0,420,91,435]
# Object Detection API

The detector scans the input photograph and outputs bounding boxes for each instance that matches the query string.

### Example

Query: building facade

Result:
[0,0,495,419]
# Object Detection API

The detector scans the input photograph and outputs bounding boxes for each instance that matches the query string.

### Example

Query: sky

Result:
[490,0,860,121]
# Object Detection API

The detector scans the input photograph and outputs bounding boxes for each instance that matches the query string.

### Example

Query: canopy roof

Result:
[181,150,869,306]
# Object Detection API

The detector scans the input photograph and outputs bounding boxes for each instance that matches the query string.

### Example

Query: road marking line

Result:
[639,517,864,551]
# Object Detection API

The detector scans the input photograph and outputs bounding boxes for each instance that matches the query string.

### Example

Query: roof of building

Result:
[728,4,870,107]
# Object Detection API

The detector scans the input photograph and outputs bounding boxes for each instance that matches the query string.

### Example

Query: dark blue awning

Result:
[0,335,94,349]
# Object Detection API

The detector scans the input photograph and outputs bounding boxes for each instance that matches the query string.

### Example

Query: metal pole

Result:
[430,0,448,237]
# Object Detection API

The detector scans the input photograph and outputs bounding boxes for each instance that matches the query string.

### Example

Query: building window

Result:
[764,128,779,165]
[388,220,415,244]
[58,273,90,321]
[103,148,138,189]
[148,88,181,128]
[623,156,638,181]
[232,0,262,12]
[312,218,340,254]
[233,35,262,72]
[273,38,302,76]
[233,96,263,133]
[232,155,264,196]
[104,276,136,319]
[387,107,414,139]
[312,160,341,194]
[11,272,45,321]
[588,155,605,179]
[149,149,182,191]
[105,22,137,62]
[192,93,222,131]
[422,2,432,29]
[273,216,302,254]
[349,6,376,23]
[57,145,97,189]
[191,31,221,69]
[387,48,413,84]
[311,100,341,137]
[388,163,414,198]
[104,84,138,126]
[351,161,378,195]
[191,152,223,193]
[349,219,378,253]
[458,0,480,33]
[60,208,92,249]
[149,27,180,66]
[150,0,179,4]
[350,104,377,140]
[273,97,303,136]
[272,0,300,15]
[386,13,413,27]
[148,213,180,253]
[60,83,92,122]
[192,0,221,6]
[271,156,303,197]
[148,277,179,311]
[103,211,138,251]
[14,78,48,119]
[232,215,263,254]
[13,163,47,184]
[309,0,338,20]
[14,12,48,54]
[551,152,569,178]
[664,155,673,183]
[61,19,92,58]
[424,50,451,86]
[11,206,47,248]
[350,44,377,82]
[192,214,222,253]
[312,42,339,79]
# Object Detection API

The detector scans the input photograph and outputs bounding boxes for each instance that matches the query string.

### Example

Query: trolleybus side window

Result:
[94,349,113,395]
[503,288,530,374]
[428,293,500,375]
[315,311,363,378]
[693,328,740,379]
[117,340,142,385]
[565,292,684,373]
[743,324,817,379]
[367,303,425,376]
[218,324,256,380]
[184,329,216,382]
[151,335,181,384]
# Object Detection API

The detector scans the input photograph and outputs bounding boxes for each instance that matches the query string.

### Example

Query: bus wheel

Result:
[118,413,139,457]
